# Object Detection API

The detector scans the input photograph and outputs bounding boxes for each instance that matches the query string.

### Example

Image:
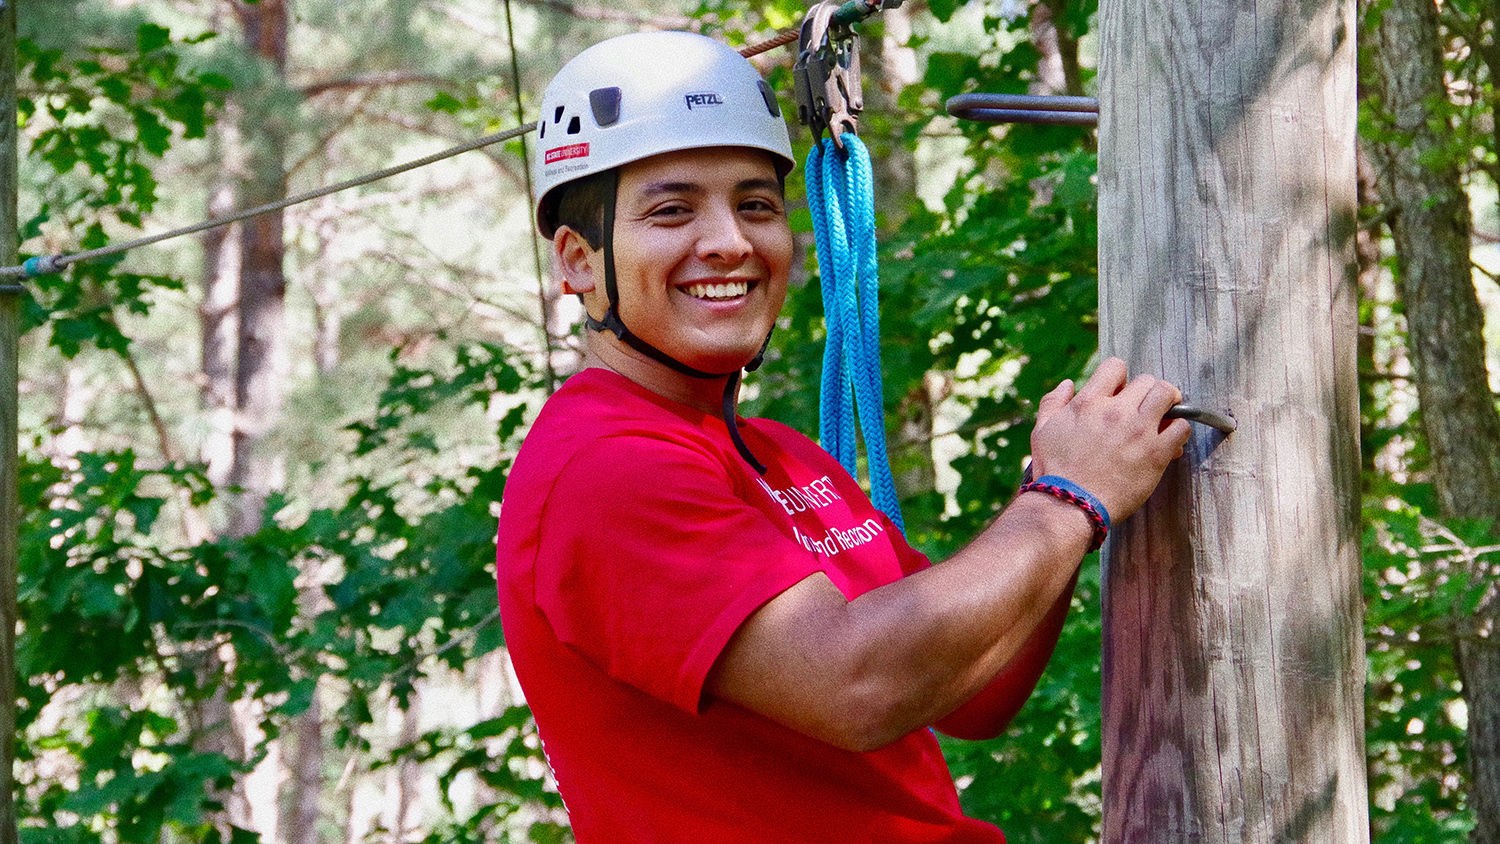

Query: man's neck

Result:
[582,334,736,417]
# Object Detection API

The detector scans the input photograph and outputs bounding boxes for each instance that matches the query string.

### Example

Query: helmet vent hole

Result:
[567,116,581,134]
[554,106,566,124]
[538,121,546,139]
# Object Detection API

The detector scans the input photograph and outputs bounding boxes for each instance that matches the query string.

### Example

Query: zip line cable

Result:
[739,27,800,58]
[0,27,805,282]
[1,122,537,279]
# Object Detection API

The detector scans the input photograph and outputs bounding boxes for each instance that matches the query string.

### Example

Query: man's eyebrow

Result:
[638,180,700,197]
[636,177,783,196]
[737,177,784,194]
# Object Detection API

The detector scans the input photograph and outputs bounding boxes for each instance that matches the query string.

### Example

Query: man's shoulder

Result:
[511,369,729,489]
[530,368,715,448]
[743,416,838,467]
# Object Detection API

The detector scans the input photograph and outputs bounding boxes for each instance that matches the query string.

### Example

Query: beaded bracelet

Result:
[1018,474,1111,552]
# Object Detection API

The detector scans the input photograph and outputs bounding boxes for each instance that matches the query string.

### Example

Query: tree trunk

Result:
[191,4,252,830]
[287,684,324,843]
[1354,142,1383,484]
[228,133,289,537]
[310,198,341,376]
[1096,0,1369,841]
[1030,0,1085,97]
[859,5,918,230]
[1367,2,1500,841]
[189,643,257,837]
[226,4,325,843]
[200,121,240,487]
[0,6,20,842]
[380,690,422,839]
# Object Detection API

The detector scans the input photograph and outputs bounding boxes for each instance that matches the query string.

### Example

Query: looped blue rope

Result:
[806,135,904,533]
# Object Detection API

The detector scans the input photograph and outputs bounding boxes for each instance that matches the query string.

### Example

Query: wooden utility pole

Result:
[1096,0,1369,841]
[0,2,19,843]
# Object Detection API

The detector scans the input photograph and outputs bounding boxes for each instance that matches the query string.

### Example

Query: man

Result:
[495,30,1190,842]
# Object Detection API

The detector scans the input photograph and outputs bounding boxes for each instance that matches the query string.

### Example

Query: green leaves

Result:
[425,91,471,115]
[347,342,528,457]
[19,21,226,359]
[1361,497,1484,841]
[18,338,541,838]
[370,706,565,842]
[136,22,173,54]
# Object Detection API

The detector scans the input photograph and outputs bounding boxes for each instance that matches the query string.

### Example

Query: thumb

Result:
[1035,379,1075,428]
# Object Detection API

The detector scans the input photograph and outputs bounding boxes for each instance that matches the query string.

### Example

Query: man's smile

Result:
[681,280,753,301]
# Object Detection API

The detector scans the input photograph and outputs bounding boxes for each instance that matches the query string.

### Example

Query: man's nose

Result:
[696,206,753,264]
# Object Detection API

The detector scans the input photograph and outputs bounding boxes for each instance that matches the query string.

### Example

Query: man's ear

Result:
[552,226,600,296]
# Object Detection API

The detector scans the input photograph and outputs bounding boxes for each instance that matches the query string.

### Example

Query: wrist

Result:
[1018,475,1111,552]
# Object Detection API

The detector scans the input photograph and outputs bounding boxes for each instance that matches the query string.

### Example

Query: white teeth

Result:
[684,281,749,300]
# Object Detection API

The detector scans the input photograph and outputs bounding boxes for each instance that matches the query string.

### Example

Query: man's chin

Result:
[674,346,765,377]
[659,331,773,376]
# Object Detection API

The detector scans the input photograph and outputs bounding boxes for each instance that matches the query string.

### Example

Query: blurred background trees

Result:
[10,0,1499,841]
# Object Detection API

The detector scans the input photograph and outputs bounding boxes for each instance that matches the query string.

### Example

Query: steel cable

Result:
[1,30,803,280]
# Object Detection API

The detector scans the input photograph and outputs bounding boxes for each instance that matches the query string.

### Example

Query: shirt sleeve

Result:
[879,511,932,577]
[533,433,827,715]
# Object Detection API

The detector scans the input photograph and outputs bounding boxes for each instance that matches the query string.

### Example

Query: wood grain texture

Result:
[1,4,19,843]
[1096,0,1368,841]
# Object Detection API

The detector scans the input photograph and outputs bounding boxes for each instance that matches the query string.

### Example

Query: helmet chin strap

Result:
[583,168,772,474]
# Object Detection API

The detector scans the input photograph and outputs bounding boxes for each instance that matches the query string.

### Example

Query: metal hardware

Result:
[830,0,903,27]
[950,95,1230,434]
[946,93,1099,127]
[794,1,865,149]
[1164,403,1237,434]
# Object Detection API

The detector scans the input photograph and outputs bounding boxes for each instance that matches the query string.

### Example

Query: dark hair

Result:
[546,169,616,248]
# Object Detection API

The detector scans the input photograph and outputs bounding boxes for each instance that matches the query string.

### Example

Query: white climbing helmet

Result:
[532,30,796,239]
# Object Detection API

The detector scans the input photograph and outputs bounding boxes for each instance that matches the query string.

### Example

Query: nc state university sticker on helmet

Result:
[544,143,590,164]
[542,143,591,178]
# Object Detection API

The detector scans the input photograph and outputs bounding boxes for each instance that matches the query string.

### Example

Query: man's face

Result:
[598,146,793,375]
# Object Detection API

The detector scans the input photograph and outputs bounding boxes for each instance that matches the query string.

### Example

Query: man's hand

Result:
[707,359,1191,752]
[1028,357,1191,522]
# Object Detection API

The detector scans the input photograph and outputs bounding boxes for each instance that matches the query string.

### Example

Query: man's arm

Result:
[931,571,1075,741]
[705,358,1190,752]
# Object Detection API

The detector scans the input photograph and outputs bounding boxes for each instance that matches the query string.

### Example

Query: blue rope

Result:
[806,136,904,532]
[807,143,856,471]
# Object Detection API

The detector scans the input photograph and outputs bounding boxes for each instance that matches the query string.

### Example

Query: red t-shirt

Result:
[496,368,1007,843]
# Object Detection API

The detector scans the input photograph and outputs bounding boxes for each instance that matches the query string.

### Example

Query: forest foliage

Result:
[10,0,1500,842]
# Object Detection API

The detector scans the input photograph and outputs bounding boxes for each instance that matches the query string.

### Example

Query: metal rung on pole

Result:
[946,93,1099,127]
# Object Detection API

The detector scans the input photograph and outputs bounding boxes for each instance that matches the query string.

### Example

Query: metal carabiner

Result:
[794,0,864,150]
[794,4,835,140]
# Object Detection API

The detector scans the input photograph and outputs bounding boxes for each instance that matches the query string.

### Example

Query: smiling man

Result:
[495,31,1192,843]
